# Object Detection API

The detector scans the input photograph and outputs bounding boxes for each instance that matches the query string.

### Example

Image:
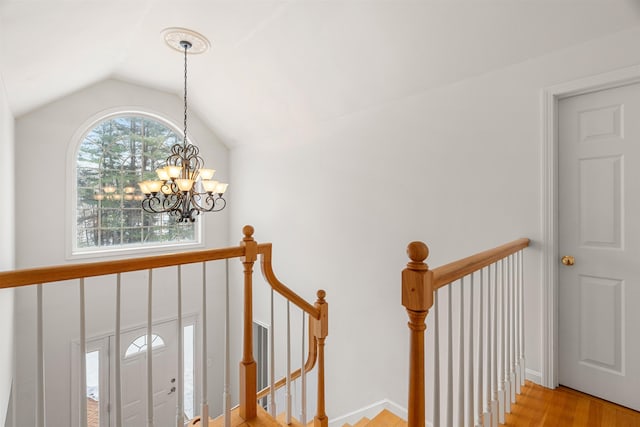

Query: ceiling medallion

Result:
[161,27,210,54]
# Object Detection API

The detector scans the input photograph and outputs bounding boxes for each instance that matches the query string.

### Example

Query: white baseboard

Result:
[525,368,542,385]
[328,399,433,427]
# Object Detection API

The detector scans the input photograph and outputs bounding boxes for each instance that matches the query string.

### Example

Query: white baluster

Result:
[300,311,307,425]
[467,275,474,427]
[498,260,506,423]
[458,278,464,426]
[201,263,209,425]
[476,270,484,427]
[80,279,87,427]
[510,255,517,403]
[36,284,44,427]
[446,285,453,427]
[490,264,498,427]
[115,274,122,427]
[484,267,493,427]
[177,266,184,427]
[224,260,231,427]
[519,251,526,387]
[147,270,154,427]
[432,290,440,427]
[503,259,511,415]
[269,289,276,416]
[286,301,292,424]
[513,254,521,396]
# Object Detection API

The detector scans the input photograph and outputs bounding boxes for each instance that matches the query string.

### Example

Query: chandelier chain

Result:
[183,43,188,146]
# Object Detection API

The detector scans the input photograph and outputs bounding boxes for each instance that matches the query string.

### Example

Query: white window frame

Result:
[66,108,204,260]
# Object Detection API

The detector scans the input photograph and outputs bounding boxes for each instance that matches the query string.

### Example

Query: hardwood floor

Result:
[503,381,640,426]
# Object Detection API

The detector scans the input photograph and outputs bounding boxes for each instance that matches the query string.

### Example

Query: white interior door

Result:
[115,320,179,427]
[558,82,640,411]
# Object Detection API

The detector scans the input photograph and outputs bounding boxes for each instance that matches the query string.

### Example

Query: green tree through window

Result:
[76,115,196,251]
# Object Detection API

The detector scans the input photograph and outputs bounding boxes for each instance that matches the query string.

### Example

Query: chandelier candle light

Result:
[139,28,228,223]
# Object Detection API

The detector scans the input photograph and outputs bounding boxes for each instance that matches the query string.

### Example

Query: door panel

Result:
[114,321,179,427]
[559,83,640,411]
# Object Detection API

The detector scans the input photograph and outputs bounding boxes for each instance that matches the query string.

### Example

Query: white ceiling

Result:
[2,0,640,147]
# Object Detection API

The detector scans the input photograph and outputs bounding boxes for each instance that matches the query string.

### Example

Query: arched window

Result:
[124,333,166,358]
[74,114,199,254]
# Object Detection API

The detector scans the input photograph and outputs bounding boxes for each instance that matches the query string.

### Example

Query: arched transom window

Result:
[124,333,166,358]
[74,115,198,253]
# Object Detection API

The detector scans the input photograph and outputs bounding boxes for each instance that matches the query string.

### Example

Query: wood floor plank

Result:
[502,382,640,427]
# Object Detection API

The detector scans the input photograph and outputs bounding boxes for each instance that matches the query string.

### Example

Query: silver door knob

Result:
[561,255,575,266]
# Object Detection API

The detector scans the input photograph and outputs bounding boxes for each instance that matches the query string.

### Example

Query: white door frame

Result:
[541,64,640,388]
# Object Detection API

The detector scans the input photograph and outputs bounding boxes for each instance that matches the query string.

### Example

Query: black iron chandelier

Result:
[139,30,227,223]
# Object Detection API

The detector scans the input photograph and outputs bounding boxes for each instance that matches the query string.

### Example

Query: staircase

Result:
[0,226,530,427]
[343,410,407,427]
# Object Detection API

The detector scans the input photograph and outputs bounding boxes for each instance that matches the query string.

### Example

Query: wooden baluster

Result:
[476,270,484,427]
[286,301,292,424]
[177,266,184,427]
[510,256,516,404]
[115,274,122,427]
[498,260,506,423]
[458,278,465,426]
[466,273,474,426]
[80,279,87,427]
[313,290,329,427]
[224,260,231,427]
[503,259,511,415]
[301,311,307,425]
[513,254,521,396]
[446,285,453,427]
[269,289,276,416]
[36,284,44,427]
[432,291,440,427]
[240,225,258,420]
[402,241,432,427]
[484,267,493,427]
[519,251,526,386]
[147,270,154,427]
[490,263,498,427]
[201,263,209,424]
[467,275,474,427]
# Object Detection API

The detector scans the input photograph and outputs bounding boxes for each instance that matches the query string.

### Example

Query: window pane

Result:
[77,168,100,188]
[100,229,121,246]
[75,115,197,252]
[86,351,99,427]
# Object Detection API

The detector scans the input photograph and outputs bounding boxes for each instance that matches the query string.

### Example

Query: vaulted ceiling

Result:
[2,0,640,147]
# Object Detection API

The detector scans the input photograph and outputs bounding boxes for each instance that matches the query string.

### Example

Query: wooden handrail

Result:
[0,246,245,289]
[432,238,530,289]
[258,243,321,319]
[401,237,530,427]
[1,225,328,425]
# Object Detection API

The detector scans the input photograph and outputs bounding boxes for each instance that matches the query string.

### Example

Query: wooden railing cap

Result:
[406,241,429,271]
[243,225,255,241]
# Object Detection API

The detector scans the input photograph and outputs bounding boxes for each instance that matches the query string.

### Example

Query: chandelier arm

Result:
[190,192,226,213]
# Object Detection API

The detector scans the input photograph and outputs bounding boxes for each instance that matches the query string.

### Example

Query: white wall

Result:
[0,71,15,427]
[13,80,231,426]
[230,26,640,419]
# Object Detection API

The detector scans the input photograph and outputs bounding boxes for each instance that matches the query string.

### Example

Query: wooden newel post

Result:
[402,241,433,427]
[240,225,258,420]
[313,290,329,427]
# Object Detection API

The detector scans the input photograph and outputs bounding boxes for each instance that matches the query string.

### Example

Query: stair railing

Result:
[0,225,328,427]
[402,238,529,427]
